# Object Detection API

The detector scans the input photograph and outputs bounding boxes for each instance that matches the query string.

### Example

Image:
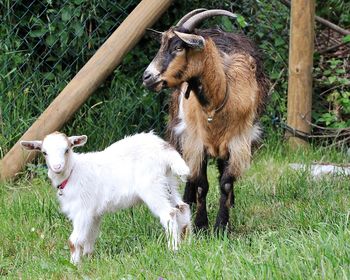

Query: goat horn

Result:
[176,8,207,27]
[182,9,237,32]
[146,28,163,35]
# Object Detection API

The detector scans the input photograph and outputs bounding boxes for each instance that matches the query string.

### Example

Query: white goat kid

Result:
[21,131,191,264]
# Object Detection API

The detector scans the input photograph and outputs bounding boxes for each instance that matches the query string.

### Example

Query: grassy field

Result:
[0,140,349,279]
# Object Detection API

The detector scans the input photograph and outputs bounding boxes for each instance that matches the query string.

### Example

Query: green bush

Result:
[1,0,349,157]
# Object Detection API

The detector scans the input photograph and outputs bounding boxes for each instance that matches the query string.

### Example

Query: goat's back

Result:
[60,132,187,216]
[196,28,259,57]
[74,132,186,184]
[196,28,269,114]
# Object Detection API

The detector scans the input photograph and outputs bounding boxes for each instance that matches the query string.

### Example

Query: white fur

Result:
[21,132,191,264]
[226,124,261,177]
[144,61,161,82]
[289,163,350,178]
[174,91,187,136]
[251,123,262,143]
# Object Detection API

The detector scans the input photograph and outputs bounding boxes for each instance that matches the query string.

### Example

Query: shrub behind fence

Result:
[0,0,291,158]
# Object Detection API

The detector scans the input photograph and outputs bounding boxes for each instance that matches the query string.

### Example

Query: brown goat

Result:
[143,9,269,231]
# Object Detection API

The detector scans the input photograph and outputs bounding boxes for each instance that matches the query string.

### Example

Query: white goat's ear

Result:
[174,31,205,49]
[20,140,42,151]
[69,135,87,148]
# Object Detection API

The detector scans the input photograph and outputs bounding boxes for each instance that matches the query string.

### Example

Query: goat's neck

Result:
[190,39,227,112]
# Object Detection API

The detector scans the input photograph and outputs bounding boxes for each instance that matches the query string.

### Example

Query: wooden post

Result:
[286,0,315,147]
[0,0,172,181]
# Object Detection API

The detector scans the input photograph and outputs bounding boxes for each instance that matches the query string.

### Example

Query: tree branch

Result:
[280,0,350,36]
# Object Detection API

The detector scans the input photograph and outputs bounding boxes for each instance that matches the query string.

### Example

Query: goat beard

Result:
[154,81,165,92]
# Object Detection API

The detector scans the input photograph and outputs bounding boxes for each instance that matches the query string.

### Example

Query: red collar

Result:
[58,178,69,190]
[57,170,72,190]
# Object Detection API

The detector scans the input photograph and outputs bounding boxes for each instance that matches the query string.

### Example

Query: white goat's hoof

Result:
[70,255,80,265]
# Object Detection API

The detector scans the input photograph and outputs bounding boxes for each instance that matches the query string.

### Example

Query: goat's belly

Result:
[99,195,141,214]
[204,138,229,158]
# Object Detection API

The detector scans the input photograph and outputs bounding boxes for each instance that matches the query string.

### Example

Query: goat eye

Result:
[171,46,183,54]
[65,149,69,154]
[42,151,47,156]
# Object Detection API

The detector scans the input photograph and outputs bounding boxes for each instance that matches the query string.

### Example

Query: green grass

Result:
[1,141,349,279]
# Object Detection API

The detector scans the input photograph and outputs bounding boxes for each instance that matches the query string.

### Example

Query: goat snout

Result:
[142,69,164,91]
[143,70,159,85]
[142,70,153,83]
[52,163,63,173]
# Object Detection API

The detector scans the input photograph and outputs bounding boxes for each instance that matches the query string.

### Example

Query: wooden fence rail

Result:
[0,0,172,181]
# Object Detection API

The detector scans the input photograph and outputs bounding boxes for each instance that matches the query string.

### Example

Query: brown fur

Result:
[162,141,175,151]
[181,224,189,240]
[164,32,264,177]
[145,24,269,229]
[69,240,75,254]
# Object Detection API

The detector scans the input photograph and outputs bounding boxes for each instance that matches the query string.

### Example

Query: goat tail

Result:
[165,149,190,182]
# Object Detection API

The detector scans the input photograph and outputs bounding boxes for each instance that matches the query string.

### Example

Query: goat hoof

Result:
[194,217,208,227]
[214,222,230,236]
[193,220,209,234]
[70,256,80,266]
[193,226,209,235]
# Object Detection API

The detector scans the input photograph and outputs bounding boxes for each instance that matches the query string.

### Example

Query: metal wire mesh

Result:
[0,0,167,155]
[0,0,291,158]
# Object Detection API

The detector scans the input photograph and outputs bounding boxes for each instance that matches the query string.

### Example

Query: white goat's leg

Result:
[168,184,192,240]
[169,182,184,207]
[69,231,82,265]
[140,190,180,250]
[176,203,192,240]
[162,208,180,251]
[69,213,95,264]
[83,216,101,257]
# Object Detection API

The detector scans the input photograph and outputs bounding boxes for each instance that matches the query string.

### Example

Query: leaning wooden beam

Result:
[0,0,172,181]
[286,0,315,148]
[280,0,350,36]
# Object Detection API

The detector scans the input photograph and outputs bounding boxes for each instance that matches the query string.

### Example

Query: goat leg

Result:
[69,213,96,264]
[190,157,209,231]
[194,183,209,231]
[183,181,197,205]
[215,158,235,232]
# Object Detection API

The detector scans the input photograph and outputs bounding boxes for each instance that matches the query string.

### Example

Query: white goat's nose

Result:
[53,164,61,170]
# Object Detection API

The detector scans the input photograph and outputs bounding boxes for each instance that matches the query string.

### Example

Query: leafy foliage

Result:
[313,58,350,128]
[317,0,350,27]
[0,0,349,156]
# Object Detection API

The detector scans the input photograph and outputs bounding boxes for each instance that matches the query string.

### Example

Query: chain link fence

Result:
[0,0,162,156]
[0,0,293,159]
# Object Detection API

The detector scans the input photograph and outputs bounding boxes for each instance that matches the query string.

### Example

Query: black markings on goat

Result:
[143,9,269,233]
[187,77,208,106]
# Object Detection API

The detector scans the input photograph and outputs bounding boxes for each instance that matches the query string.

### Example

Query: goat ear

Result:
[174,31,205,49]
[146,28,163,43]
[69,135,87,148]
[20,140,42,151]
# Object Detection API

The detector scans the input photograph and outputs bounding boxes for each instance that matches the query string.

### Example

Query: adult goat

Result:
[143,9,269,231]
